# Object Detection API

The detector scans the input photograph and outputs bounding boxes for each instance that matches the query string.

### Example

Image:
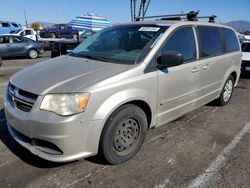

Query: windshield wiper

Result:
[78,54,109,62]
[69,51,79,57]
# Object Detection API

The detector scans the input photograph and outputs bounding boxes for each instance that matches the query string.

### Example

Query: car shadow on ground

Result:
[1,56,45,60]
[85,154,110,165]
[240,70,250,79]
[0,108,68,168]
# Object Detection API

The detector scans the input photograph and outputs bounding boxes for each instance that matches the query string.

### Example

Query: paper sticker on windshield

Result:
[139,27,160,32]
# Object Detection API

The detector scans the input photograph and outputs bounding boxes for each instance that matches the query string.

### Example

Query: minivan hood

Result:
[11,56,132,95]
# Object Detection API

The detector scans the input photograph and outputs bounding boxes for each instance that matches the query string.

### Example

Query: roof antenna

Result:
[24,10,28,28]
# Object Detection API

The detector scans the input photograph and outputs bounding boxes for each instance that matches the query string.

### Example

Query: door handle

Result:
[192,67,200,73]
[203,64,209,70]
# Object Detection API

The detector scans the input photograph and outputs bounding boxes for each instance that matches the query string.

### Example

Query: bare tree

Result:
[31,23,41,31]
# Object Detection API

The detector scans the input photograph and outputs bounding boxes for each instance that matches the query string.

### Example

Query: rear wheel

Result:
[0,57,2,67]
[50,33,56,39]
[100,104,147,164]
[28,49,38,59]
[73,33,78,40]
[217,75,235,106]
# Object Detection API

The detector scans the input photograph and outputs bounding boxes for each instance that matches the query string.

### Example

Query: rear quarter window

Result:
[2,23,10,27]
[25,30,33,35]
[222,28,240,52]
[197,26,223,58]
[12,36,24,43]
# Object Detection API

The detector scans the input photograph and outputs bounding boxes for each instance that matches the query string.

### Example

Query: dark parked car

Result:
[0,35,44,59]
[39,24,79,39]
[51,30,95,58]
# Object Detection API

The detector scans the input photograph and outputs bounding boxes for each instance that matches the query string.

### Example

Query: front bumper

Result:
[4,94,104,162]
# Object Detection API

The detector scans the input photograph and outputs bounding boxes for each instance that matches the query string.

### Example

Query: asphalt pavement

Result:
[0,54,249,188]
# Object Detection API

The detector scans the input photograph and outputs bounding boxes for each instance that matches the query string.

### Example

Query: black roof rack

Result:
[135,11,199,21]
[135,11,217,23]
[160,17,182,21]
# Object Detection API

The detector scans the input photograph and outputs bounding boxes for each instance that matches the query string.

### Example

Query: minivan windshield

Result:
[242,43,250,52]
[70,25,167,64]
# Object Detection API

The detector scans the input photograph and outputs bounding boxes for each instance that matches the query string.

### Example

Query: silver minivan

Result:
[4,20,241,164]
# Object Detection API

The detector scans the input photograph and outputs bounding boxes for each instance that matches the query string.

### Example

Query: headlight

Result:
[40,93,90,116]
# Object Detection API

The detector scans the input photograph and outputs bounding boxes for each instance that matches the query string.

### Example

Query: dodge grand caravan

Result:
[4,20,241,164]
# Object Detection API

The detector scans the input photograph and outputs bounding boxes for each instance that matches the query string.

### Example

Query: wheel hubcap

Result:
[30,50,37,58]
[223,80,233,102]
[113,118,140,153]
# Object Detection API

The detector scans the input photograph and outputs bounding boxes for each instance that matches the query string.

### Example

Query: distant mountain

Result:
[225,20,250,33]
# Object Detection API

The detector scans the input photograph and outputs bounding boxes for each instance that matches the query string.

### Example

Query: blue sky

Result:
[1,0,249,25]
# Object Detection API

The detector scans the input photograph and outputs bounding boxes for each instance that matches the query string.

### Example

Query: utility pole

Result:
[24,10,28,28]
[130,0,151,22]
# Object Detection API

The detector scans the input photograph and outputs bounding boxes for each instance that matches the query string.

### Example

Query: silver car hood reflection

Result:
[11,55,132,95]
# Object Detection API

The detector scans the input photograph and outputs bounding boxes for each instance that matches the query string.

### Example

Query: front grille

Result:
[7,83,38,112]
[242,60,250,65]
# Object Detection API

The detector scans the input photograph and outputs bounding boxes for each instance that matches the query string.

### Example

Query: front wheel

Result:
[217,75,235,106]
[100,104,147,164]
[28,49,38,59]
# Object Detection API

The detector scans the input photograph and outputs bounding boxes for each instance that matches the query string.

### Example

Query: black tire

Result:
[51,51,59,58]
[28,49,38,59]
[50,33,56,39]
[100,104,147,164]
[217,75,235,106]
[0,57,2,67]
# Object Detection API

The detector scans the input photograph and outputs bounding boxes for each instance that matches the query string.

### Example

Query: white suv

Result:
[241,41,250,71]
[10,28,37,41]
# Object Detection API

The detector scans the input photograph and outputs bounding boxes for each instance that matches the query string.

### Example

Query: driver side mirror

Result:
[157,51,183,69]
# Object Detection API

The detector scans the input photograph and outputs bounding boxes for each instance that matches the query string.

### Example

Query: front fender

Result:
[92,88,156,127]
